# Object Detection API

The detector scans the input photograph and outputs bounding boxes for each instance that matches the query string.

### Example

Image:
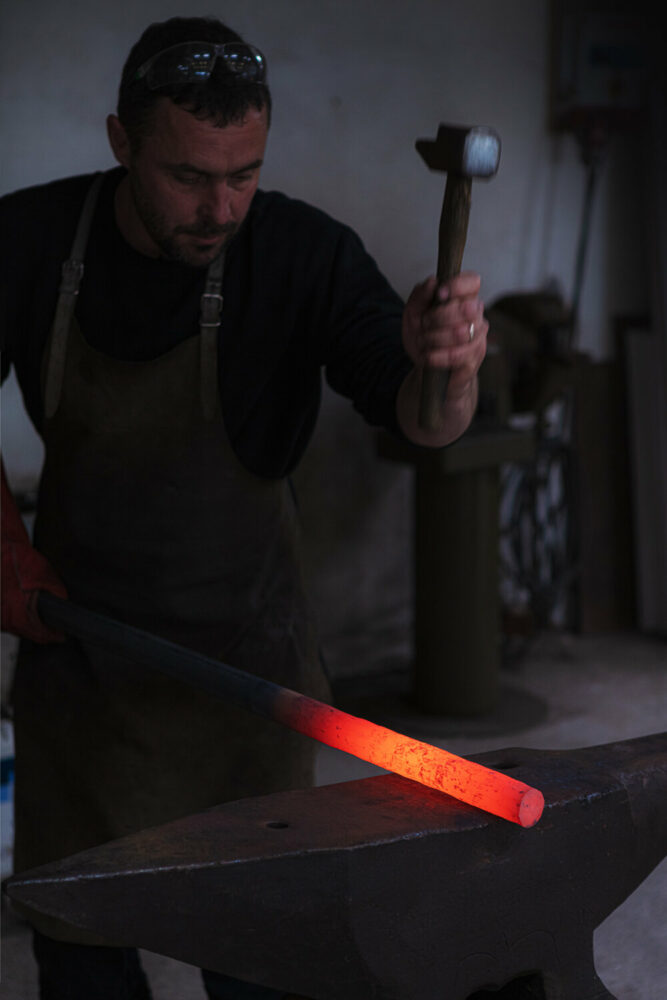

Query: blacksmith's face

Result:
[109,98,268,266]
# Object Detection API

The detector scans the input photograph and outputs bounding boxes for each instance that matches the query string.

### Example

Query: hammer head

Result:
[416,123,501,178]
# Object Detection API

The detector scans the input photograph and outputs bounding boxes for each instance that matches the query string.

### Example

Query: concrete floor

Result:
[1,628,666,998]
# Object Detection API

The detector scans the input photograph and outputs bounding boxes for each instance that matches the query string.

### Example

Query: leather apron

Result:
[11,177,330,939]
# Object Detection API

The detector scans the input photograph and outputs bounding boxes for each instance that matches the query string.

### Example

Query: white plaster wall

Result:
[0,1,651,670]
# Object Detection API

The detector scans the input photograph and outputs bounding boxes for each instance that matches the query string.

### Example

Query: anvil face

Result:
[5,734,667,1000]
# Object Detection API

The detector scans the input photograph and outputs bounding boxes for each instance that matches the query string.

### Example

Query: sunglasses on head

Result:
[135,41,266,90]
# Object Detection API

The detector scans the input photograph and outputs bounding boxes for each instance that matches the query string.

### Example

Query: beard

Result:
[129,174,237,268]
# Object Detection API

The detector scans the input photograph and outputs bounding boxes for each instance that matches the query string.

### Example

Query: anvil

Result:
[5,733,667,999]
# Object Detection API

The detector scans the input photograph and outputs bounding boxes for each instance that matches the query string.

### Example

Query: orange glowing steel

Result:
[274,690,544,827]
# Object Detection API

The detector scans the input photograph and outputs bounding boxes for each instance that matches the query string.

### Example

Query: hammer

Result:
[416,123,501,430]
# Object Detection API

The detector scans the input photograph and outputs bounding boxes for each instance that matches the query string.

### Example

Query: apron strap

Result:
[43,173,105,420]
[199,250,225,421]
[44,173,225,423]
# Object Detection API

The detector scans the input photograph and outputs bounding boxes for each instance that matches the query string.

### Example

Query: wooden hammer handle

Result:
[418,174,472,431]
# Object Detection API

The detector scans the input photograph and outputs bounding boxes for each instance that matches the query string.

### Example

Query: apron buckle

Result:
[200,292,224,329]
[59,259,85,297]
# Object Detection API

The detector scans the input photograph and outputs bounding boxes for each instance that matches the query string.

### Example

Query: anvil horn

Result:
[5,733,667,1000]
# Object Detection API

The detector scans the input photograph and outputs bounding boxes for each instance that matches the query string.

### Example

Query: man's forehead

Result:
[143,98,268,164]
[151,96,268,136]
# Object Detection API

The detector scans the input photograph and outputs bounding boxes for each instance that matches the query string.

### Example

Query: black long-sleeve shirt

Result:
[1,168,411,478]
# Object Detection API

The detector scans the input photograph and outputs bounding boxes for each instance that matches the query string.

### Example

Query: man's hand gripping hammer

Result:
[416,123,501,430]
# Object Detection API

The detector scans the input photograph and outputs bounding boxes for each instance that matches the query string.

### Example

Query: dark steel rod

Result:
[37,591,282,719]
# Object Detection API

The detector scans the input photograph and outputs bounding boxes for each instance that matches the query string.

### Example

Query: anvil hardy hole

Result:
[265,821,289,829]
[467,971,546,998]
[489,759,521,771]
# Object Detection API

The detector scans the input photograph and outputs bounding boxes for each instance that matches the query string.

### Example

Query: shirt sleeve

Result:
[321,226,412,433]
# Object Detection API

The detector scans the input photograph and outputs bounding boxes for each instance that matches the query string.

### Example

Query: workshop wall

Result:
[0,1,651,677]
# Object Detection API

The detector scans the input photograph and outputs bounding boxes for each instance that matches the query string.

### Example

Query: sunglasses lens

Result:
[222,43,265,80]
[181,46,217,81]
[145,44,215,87]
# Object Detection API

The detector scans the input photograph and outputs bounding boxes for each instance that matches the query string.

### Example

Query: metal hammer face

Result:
[415,122,501,431]
[416,123,501,179]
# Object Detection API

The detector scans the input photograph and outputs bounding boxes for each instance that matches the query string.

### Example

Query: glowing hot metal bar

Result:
[37,593,544,827]
[273,689,543,826]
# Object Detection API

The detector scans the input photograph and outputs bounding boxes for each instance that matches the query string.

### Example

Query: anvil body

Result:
[5,733,667,999]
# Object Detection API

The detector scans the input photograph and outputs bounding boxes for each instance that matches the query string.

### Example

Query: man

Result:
[0,15,487,1000]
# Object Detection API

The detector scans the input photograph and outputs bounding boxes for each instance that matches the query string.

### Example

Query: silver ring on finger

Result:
[468,322,475,342]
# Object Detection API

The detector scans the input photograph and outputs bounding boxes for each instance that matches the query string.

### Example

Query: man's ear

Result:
[107,114,131,168]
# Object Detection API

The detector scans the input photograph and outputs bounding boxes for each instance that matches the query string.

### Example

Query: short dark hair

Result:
[117,16,271,148]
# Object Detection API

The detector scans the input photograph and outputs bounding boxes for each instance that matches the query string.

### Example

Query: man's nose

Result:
[202,182,233,225]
